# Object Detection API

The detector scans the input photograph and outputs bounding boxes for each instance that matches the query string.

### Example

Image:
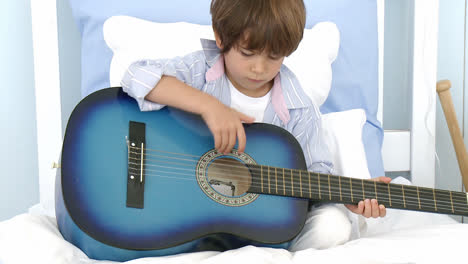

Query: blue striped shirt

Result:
[121,39,333,174]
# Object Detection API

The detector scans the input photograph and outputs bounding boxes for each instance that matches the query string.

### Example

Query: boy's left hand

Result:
[344,176,392,218]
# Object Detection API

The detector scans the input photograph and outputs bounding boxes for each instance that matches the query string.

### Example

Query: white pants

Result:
[288,203,356,251]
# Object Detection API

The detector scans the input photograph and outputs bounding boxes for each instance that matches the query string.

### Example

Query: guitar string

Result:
[130,147,464,196]
[126,160,468,211]
[129,145,468,196]
[127,166,467,212]
[127,148,468,205]
[126,147,466,208]
[127,147,468,206]
[127,172,467,214]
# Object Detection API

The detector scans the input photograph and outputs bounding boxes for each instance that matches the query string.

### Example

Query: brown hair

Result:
[210,0,306,57]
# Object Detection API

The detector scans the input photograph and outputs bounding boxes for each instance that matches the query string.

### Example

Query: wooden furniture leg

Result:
[436,80,468,191]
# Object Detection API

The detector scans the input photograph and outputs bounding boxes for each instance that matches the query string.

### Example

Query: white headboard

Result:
[30,0,439,217]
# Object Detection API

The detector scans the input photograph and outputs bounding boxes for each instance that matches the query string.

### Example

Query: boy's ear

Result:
[213,30,223,49]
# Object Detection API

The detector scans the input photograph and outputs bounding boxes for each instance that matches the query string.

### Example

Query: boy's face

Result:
[217,39,284,97]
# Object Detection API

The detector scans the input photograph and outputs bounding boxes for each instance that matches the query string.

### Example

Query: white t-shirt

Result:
[228,80,271,122]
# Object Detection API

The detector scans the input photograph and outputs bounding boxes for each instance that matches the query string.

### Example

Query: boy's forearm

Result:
[145,75,217,116]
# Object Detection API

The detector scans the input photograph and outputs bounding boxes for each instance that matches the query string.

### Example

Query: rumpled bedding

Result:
[0,204,466,264]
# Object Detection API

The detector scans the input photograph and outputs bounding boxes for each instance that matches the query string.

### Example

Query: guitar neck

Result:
[246,164,468,216]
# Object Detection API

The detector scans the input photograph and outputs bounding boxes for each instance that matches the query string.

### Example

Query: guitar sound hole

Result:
[206,158,251,197]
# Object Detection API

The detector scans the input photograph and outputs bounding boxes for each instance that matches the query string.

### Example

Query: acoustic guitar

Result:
[56,87,468,261]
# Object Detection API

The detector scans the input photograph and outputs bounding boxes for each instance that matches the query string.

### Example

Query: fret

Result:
[433,189,437,212]
[375,182,390,208]
[402,185,406,208]
[449,191,454,213]
[328,175,343,202]
[277,167,284,196]
[434,189,455,215]
[388,183,405,209]
[350,178,364,202]
[274,167,278,195]
[451,192,468,216]
[317,173,322,199]
[249,165,262,194]
[282,168,286,195]
[401,185,420,211]
[361,179,365,200]
[299,171,303,197]
[328,174,332,200]
[267,166,271,194]
[339,176,343,201]
[307,171,312,199]
[416,186,421,209]
[388,183,392,206]
[374,181,378,201]
[362,180,376,200]
[418,187,437,212]
[309,172,320,200]
[339,176,353,203]
[281,167,293,197]
[290,169,294,196]
[260,166,263,193]
[319,173,332,201]
[291,169,301,198]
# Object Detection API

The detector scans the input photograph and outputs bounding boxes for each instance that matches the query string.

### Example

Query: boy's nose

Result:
[251,59,267,75]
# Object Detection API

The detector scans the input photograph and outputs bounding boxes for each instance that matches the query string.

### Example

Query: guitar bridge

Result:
[126,121,146,209]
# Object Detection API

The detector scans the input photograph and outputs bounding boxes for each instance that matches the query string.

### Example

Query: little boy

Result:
[121,0,389,251]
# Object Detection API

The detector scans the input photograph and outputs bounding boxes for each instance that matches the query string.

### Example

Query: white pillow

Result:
[103,15,368,178]
[102,16,368,178]
[103,15,339,107]
[322,109,370,179]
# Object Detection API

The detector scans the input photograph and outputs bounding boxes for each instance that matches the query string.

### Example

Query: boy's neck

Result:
[227,76,273,98]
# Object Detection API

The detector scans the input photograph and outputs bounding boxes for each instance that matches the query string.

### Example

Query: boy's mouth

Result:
[248,78,263,83]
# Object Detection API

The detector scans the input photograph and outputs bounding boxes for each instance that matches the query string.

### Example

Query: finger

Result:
[225,128,236,154]
[238,112,255,123]
[371,199,379,218]
[345,201,364,214]
[236,124,247,153]
[213,131,221,152]
[363,199,372,218]
[379,204,386,217]
[219,130,229,153]
[375,176,392,183]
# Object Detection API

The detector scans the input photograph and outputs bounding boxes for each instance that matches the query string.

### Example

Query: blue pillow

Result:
[69,0,384,178]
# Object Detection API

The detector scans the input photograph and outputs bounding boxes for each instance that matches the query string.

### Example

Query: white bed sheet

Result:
[0,206,465,264]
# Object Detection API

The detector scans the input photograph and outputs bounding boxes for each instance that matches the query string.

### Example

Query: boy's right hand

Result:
[200,100,255,154]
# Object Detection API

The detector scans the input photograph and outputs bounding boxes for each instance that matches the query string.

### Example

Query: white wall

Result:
[0,0,39,221]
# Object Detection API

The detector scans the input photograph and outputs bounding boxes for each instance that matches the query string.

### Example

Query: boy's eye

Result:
[269,54,282,60]
[241,50,254,57]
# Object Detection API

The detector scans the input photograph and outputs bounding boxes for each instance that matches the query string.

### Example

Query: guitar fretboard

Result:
[246,164,468,216]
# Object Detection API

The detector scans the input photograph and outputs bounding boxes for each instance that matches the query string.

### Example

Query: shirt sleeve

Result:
[291,107,334,174]
[120,50,207,111]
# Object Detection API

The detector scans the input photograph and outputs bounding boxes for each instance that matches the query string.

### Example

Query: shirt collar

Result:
[200,39,312,124]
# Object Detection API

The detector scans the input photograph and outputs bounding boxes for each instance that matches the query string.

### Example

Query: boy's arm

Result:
[121,52,254,153]
[121,51,207,112]
[145,76,254,153]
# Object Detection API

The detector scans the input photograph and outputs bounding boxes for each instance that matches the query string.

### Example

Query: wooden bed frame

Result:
[30,0,440,215]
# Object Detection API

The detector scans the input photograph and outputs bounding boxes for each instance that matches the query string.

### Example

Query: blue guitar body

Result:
[56,87,308,261]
